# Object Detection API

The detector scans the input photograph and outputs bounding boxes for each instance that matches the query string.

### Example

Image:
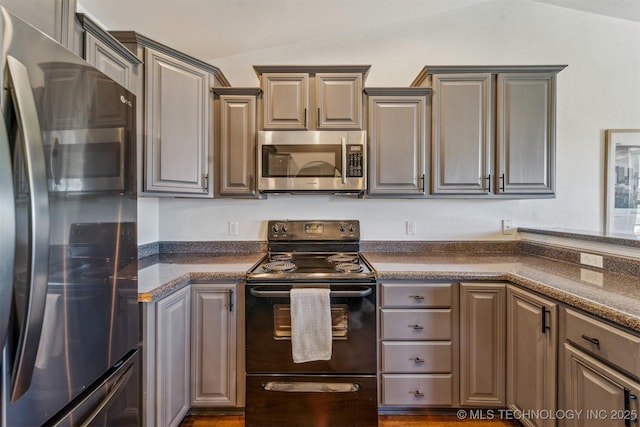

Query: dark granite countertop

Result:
[364,252,640,332]
[136,249,640,333]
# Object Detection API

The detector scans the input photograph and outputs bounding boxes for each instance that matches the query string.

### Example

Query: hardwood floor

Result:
[180,412,521,426]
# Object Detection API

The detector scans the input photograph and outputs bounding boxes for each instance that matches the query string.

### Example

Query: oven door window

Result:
[273,304,348,340]
[261,144,341,178]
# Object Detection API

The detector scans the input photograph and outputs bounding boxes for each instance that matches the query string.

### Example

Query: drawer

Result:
[381,309,451,340]
[382,341,452,373]
[565,308,640,375]
[381,282,452,308]
[381,374,453,406]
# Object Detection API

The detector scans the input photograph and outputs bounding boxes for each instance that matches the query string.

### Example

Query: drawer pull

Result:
[625,389,638,426]
[410,295,425,301]
[409,324,424,331]
[409,390,425,397]
[581,334,601,347]
[410,357,425,364]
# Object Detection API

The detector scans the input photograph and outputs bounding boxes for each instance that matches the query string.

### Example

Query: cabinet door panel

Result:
[497,73,555,194]
[156,287,190,427]
[507,287,557,427]
[460,283,505,407]
[564,344,640,427]
[85,33,132,90]
[316,73,362,129]
[191,286,236,407]
[368,96,426,195]
[432,74,492,194]
[263,73,308,129]
[145,48,210,195]
[219,95,256,197]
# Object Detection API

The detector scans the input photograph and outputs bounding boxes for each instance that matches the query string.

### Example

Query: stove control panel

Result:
[267,220,360,241]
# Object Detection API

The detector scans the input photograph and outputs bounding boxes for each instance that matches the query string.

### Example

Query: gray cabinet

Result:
[506,285,557,427]
[412,65,566,197]
[144,286,191,427]
[379,281,458,407]
[365,88,430,197]
[255,65,369,130]
[459,282,506,407]
[77,13,141,91]
[191,283,237,407]
[110,31,230,197]
[560,306,640,427]
[1,0,76,49]
[213,88,260,198]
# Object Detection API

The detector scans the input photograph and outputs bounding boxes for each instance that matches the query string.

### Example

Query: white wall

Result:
[153,0,640,242]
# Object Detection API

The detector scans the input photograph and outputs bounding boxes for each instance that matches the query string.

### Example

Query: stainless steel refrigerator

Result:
[0,7,140,426]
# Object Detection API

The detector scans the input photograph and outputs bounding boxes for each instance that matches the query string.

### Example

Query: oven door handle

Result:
[249,287,372,298]
[262,381,360,393]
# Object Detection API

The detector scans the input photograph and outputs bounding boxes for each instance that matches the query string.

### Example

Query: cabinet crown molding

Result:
[411,64,568,87]
[109,30,231,87]
[253,65,371,81]
[76,14,142,66]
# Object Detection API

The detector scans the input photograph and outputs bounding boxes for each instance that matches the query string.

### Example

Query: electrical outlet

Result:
[229,221,239,236]
[580,252,603,269]
[502,219,515,235]
[406,221,416,235]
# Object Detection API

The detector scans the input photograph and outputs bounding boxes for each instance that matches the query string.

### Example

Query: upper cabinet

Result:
[111,31,230,197]
[213,88,261,198]
[365,88,430,197]
[412,65,566,197]
[77,14,142,92]
[254,65,369,130]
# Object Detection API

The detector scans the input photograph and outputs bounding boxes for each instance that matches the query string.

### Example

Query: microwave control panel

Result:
[347,144,364,178]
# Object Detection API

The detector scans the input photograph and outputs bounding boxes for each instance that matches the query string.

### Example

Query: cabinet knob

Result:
[409,390,425,397]
[410,295,425,301]
[410,357,425,364]
[408,324,424,331]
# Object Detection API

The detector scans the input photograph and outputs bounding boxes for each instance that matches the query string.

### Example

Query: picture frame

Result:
[605,129,640,234]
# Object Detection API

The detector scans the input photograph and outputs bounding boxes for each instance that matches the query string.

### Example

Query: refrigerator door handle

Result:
[6,55,50,402]
[0,108,16,352]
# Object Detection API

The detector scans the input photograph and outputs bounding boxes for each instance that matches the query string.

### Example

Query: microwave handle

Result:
[341,137,347,184]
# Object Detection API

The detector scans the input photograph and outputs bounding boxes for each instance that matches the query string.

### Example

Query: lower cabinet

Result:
[379,281,458,407]
[506,285,557,427]
[143,282,239,426]
[190,283,238,407]
[145,286,191,427]
[459,282,506,407]
[559,306,640,427]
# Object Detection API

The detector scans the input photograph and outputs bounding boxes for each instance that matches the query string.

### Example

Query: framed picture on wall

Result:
[605,129,640,234]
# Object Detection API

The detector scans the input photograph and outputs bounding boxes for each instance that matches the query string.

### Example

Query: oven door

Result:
[245,282,377,374]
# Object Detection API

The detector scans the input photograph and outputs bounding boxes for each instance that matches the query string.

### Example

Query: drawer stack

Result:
[379,281,458,407]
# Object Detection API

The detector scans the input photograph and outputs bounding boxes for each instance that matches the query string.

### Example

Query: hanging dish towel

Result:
[290,287,332,363]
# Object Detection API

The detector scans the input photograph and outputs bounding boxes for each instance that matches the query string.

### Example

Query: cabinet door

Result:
[460,283,506,407]
[368,95,427,196]
[316,73,362,129]
[191,284,237,407]
[563,343,640,427]
[218,94,257,197]
[432,74,492,194]
[145,48,212,196]
[84,32,133,90]
[507,286,557,427]
[262,73,308,129]
[497,73,556,195]
[156,286,191,427]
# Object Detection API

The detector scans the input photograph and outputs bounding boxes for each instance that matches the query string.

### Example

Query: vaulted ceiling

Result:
[77,0,640,62]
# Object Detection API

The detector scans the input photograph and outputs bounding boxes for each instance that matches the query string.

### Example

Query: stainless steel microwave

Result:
[258,130,366,193]
[43,127,128,192]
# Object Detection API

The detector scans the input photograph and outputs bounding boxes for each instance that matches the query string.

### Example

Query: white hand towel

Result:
[290,288,332,363]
